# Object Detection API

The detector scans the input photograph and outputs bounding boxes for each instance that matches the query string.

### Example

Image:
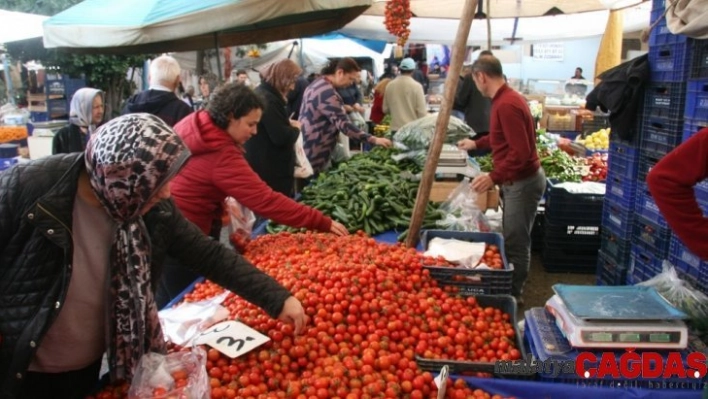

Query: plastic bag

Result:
[294,131,314,179]
[158,291,230,346]
[638,261,708,337]
[347,111,368,132]
[225,197,255,252]
[331,133,352,164]
[128,348,209,399]
[436,178,491,233]
[424,237,486,269]
[393,113,475,152]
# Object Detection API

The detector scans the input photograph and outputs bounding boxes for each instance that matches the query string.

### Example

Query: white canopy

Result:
[341,2,652,45]
[0,10,48,44]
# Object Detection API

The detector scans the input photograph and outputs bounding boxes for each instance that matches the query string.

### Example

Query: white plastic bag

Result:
[294,131,314,179]
[225,197,255,252]
[436,178,491,232]
[128,348,209,399]
[158,291,230,346]
[424,237,486,268]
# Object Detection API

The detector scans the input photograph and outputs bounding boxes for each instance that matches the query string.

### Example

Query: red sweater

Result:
[171,111,332,235]
[475,84,540,184]
[647,128,708,260]
[370,92,385,124]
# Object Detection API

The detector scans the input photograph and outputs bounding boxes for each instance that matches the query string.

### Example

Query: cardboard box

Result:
[430,181,500,211]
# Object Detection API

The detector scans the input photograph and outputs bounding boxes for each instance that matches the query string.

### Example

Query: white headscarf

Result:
[69,87,104,134]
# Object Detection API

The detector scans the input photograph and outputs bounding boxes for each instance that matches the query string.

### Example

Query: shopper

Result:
[382,57,427,132]
[337,80,365,115]
[647,128,708,260]
[235,69,252,87]
[287,75,310,120]
[0,113,306,399]
[457,55,546,304]
[121,55,193,127]
[369,78,392,124]
[299,58,391,174]
[245,60,303,197]
[166,83,348,307]
[455,51,493,157]
[52,87,104,154]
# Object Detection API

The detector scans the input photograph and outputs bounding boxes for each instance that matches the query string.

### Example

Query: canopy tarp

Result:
[341,2,651,45]
[42,0,372,54]
[0,10,48,44]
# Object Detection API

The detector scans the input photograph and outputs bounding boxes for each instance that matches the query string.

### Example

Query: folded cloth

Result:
[666,0,708,39]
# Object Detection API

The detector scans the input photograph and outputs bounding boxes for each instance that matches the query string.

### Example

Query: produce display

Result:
[268,147,443,240]
[0,125,28,143]
[384,0,412,46]
[580,153,608,182]
[577,128,610,151]
[89,232,518,399]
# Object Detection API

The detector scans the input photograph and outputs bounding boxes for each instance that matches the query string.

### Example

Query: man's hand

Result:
[277,296,306,335]
[471,174,494,193]
[457,138,476,151]
[329,221,349,236]
[371,137,393,148]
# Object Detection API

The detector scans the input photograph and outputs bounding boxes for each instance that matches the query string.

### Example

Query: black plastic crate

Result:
[690,39,708,79]
[580,113,610,136]
[596,249,628,286]
[607,141,639,180]
[643,82,687,121]
[543,220,600,244]
[682,118,708,143]
[415,295,528,376]
[637,149,665,183]
[544,180,604,225]
[531,208,545,253]
[640,116,684,156]
[600,229,632,264]
[648,41,691,82]
[633,214,671,259]
[601,199,634,240]
[684,78,708,122]
[542,245,598,273]
[604,169,637,210]
[421,230,512,295]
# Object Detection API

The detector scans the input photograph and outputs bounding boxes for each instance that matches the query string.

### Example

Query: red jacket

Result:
[647,128,708,260]
[171,111,332,235]
[370,91,385,124]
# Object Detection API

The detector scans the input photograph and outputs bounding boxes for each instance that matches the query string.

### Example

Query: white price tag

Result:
[194,321,269,359]
[434,365,449,399]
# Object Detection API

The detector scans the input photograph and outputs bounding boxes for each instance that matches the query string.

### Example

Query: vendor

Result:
[571,67,585,80]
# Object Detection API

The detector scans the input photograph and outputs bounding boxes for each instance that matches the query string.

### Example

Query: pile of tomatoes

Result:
[384,0,412,46]
[89,232,519,399]
[582,152,608,182]
[478,245,504,270]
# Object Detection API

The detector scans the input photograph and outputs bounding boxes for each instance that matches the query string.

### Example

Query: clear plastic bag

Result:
[127,348,209,399]
[225,197,255,253]
[294,131,313,179]
[393,113,475,152]
[436,178,491,233]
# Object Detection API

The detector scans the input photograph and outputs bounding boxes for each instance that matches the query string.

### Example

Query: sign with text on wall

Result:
[532,43,565,61]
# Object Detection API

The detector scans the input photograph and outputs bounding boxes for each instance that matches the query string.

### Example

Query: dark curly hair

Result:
[206,82,266,130]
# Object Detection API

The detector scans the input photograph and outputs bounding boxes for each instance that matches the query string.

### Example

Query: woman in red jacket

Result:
[159,83,348,308]
[369,77,391,125]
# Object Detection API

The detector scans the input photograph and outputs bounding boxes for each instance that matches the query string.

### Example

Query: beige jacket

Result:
[382,74,428,131]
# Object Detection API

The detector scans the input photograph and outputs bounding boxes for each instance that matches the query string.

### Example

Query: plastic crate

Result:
[690,38,708,79]
[643,82,687,121]
[421,230,512,296]
[543,220,601,244]
[541,244,599,274]
[699,268,708,296]
[684,78,708,122]
[544,180,605,225]
[648,42,691,82]
[682,118,708,143]
[45,76,86,97]
[600,229,632,265]
[596,249,627,286]
[415,295,527,375]
[29,111,49,123]
[628,244,664,283]
[651,0,665,11]
[640,116,684,157]
[601,199,634,240]
[604,170,637,210]
[47,98,69,119]
[637,149,664,183]
[634,183,668,228]
[668,235,708,280]
[607,141,639,180]
[0,157,18,171]
[649,18,689,47]
[580,113,610,136]
[696,179,708,209]
[633,214,672,258]
[531,208,545,253]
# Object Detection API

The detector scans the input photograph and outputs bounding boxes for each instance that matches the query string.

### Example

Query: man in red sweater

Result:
[647,128,708,260]
[458,56,546,304]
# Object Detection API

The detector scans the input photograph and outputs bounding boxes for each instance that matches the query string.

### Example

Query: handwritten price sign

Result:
[194,321,269,358]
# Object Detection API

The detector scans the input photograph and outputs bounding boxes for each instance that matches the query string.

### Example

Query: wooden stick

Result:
[405,0,479,248]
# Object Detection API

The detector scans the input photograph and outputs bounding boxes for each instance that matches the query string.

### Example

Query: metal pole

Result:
[214,34,223,82]
[2,54,16,105]
[405,0,479,248]
[486,0,492,50]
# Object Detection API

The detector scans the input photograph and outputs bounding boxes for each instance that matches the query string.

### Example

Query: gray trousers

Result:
[501,168,547,297]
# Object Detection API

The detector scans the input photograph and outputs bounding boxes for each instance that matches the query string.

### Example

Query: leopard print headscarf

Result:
[85,113,191,381]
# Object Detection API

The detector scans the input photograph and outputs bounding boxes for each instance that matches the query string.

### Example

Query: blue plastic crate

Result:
[650,7,664,24]
[648,42,691,82]
[699,268,708,296]
[637,149,665,183]
[607,141,639,179]
[628,244,664,283]
[47,98,69,119]
[690,38,708,79]
[29,111,49,123]
[0,157,18,171]
[600,229,632,264]
[635,183,669,228]
[640,116,684,156]
[604,169,637,209]
[668,235,707,280]
[601,199,634,240]
[649,19,689,47]
[633,214,672,258]
[643,82,687,121]
[596,249,628,286]
[682,118,708,142]
[652,0,665,10]
[696,179,708,209]
[684,78,708,121]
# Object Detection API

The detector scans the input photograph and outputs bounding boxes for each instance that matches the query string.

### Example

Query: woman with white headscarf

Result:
[52,88,105,154]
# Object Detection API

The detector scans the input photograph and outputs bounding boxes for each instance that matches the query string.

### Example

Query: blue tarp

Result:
[312,32,388,54]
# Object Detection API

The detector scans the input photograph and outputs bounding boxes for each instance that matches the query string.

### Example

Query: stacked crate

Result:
[28,73,86,122]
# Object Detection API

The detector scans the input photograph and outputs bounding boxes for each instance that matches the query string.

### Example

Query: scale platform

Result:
[546,295,688,349]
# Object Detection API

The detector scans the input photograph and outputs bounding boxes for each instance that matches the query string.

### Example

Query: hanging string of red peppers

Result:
[384,0,412,46]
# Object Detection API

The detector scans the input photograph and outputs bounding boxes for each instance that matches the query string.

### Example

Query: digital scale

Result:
[544,284,689,350]
[436,145,475,177]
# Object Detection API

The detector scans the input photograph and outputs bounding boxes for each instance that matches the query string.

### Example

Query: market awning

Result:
[42,0,372,54]
[0,10,48,44]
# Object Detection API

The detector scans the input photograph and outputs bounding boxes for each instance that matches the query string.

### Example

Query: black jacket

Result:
[454,75,491,134]
[245,83,300,197]
[122,89,193,127]
[52,123,87,154]
[0,154,291,398]
[585,54,650,141]
[287,77,309,120]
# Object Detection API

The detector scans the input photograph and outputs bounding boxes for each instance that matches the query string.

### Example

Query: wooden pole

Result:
[486,0,492,50]
[405,0,478,248]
